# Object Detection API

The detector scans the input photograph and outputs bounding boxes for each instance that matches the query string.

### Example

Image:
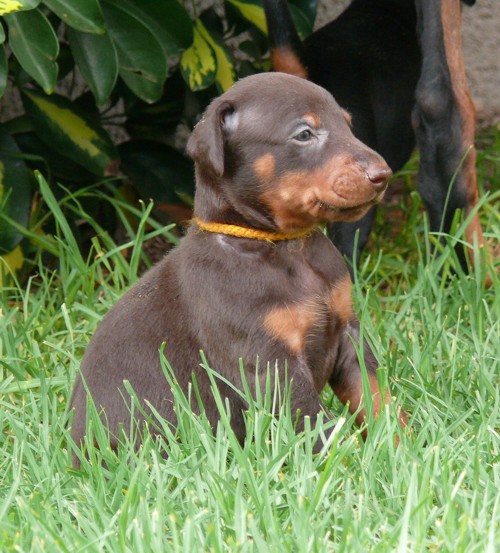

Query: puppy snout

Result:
[365,163,392,192]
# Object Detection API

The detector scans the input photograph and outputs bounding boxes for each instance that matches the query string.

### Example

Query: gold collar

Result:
[193,217,313,241]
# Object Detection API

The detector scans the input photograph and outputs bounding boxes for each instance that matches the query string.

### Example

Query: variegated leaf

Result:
[0,245,24,286]
[226,0,267,34]
[22,88,118,176]
[196,20,235,93]
[180,26,217,91]
[0,0,40,16]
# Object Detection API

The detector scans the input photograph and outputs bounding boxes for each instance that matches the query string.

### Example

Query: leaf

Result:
[0,125,33,253]
[43,0,105,34]
[22,88,118,176]
[0,0,40,16]
[180,26,217,92]
[289,0,317,29]
[226,0,267,34]
[101,0,167,103]
[137,0,193,50]
[196,20,235,93]
[14,131,96,183]
[4,9,59,93]
[289,3,315,39]
[104,0,180,61]
[68,27,118,106]
[118,140,194,205]
[0,45,7,98]
[0,245,24,286]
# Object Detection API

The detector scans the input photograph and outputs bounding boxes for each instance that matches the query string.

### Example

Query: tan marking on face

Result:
[328,274,354,324]
[271,48,308,79]
[441,1,490,276]
[342,110,352,127]
[263,301,320,354]
[253,153,276,182]
[260,154,382,231]
[302,112,321,129]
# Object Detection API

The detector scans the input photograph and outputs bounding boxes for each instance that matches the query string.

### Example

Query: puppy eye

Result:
[293,129,313,142]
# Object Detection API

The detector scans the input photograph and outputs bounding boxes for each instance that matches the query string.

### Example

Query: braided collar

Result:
[193,217,313,241]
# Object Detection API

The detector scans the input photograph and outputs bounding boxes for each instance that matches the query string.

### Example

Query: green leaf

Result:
[0,244,24,284]
[0,0,40,16]
[0,45,7,97]
[180,26,217,92]
[101,0,167,103]
[226,0,267,34]
[119,140,194,205]
[14,131,96,183]
[22,88,118,176]
[137,0,193,50]
[4,9,59,93]
[196,20,235,93]
[289,0,317,29]
[0,23,5,43]
[68,27,118,106]
[43,0,105,34]
[0,125,33,253]
[104,0,180,61]
[289,3,314,39]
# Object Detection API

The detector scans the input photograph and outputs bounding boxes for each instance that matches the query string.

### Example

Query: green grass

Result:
[0,133,499,552]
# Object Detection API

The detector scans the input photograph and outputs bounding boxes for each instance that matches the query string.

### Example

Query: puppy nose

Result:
[366,164,392,191]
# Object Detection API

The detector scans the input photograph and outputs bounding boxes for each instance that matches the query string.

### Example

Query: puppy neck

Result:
[193,166,277,231]
[193,167,316,240]
[192,217,313,242]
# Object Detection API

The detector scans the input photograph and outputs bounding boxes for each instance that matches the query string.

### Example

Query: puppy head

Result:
[187,73,392,232]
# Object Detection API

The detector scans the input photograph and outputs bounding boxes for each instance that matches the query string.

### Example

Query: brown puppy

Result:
[70,73,403,460]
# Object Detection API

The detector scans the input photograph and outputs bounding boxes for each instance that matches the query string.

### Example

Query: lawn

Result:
[0,129,499,552]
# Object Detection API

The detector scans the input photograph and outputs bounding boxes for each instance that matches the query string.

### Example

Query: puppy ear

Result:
[186,100,235,177]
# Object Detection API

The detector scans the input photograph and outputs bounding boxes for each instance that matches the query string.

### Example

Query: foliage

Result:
[0,0,317,280]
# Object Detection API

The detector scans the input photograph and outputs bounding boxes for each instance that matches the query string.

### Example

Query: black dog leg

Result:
[413,0,489,276]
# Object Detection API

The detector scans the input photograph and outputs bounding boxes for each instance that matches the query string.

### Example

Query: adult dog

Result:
[263,0,487,273]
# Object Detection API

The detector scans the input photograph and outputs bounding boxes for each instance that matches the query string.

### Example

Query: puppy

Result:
[70,73,403,461]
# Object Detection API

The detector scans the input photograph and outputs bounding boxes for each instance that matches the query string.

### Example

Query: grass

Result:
[0,131,499,552]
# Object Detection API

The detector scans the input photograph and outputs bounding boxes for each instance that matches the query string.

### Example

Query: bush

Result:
[0,0,318,282]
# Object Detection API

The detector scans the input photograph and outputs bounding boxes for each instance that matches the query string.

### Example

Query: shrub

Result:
[0,0,318,282]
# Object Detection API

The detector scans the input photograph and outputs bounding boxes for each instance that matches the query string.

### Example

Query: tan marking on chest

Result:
[328,274,354,324]
[263,300,321,354]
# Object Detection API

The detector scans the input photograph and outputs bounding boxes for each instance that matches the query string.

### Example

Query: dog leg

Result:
[329,319,406,439]
[251,357,333,452]
[413,0,490,280]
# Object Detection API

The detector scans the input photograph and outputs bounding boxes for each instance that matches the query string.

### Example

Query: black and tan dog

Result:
[263,0,488,276]
[70,73,404,460]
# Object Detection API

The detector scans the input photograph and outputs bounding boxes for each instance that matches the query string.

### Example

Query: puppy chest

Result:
[262,277,353,386]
